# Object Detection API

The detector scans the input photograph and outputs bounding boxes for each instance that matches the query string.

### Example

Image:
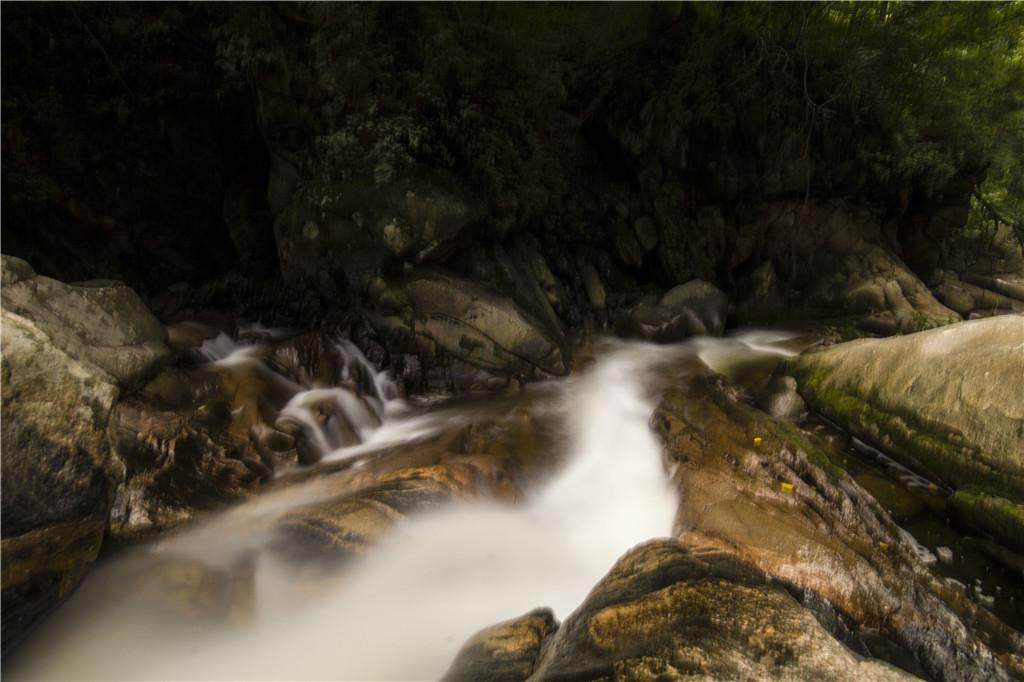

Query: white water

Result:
[8,334,801,681]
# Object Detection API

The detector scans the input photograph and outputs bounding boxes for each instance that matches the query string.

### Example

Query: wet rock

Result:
[785,316,1024,500]
[959,272,1024,303]
[273,458,519,564]
[525,541,912,681]
[109,395,270,539]
[756,375,807,421]
[0,310,123,651]
[653,373,1021,680]
[1,255,170,386]
[444,608,558,682]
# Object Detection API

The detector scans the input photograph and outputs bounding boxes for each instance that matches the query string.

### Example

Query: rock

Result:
[784,316,1024,500]
[273,174,482,298]
[618,279,728,342]
[653,372,1020,681]
[959,273,1024,303]
[443,608,557,682]
[949,488,1024,554]
[633,215,659,252]
[659,279,728,336]
[607,219,644,268]
[1,310,123,651]
[1,255,36,285]
[1,256,170,386]
[807,245,961,334]
[404,269,568,379]
[272,458,519,565]
[109,394,270,539]
[578,260,607,311]
[933,270,1024,316]
[522,541,913,681]
[734,261,785,323]
[756,375,807,421]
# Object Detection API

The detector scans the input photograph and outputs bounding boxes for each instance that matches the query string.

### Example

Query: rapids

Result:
[6,332,806,680]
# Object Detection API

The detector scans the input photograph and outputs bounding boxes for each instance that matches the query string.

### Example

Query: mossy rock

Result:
[785,316,1024,500]
[949,488,1024,553]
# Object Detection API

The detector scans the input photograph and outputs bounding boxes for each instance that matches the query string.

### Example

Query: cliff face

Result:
[4,4,1010,389]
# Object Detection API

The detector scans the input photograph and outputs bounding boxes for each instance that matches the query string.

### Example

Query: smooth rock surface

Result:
[404,269,567,378]
[785,315,1024,498]
[1,255,170,387]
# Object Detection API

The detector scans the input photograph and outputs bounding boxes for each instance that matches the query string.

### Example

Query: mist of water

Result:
[7,333,800,681]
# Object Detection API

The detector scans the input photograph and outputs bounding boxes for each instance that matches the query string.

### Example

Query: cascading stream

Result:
[7,333,802,681]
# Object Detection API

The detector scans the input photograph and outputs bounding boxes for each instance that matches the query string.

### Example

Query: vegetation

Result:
[211,2,1024,222]
[2,2,1022,282]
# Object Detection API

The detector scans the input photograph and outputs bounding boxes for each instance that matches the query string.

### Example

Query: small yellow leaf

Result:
[753,437,763,446]
[878,541,889,551]
[780,482,793,492]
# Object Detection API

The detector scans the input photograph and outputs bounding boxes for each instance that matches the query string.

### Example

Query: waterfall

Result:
[7,333,802,681]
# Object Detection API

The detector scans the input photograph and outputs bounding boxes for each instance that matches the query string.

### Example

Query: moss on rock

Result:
[949,488,1024,553]
[784,316,1024,500]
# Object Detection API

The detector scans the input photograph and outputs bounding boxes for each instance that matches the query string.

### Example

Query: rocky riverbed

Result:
[2,254,1022,680]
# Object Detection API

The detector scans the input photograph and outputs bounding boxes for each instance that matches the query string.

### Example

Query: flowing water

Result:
[6,329,1018,679]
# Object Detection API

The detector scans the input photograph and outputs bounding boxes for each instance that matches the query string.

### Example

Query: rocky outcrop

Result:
[933,269,1024,318]
[450,542,913,681]
[444,608,558,682]
[0,255,176,650]
[949,488,1024,554]
[1,256,170,386]
[785,316,1024,502]
[1,310,122,651]
[367,269,569,391]
[273,458,519,566]
[0,258,297,647]
[653,372,1021,680]
[804,242,961,335]
[617,279,728,342]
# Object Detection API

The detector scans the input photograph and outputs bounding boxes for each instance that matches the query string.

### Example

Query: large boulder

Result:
[393,269,568,384]
[1,310,122,651]
[444,608,558,682]
[1,255,171,650]
[805,243,961,335]
[449,541,913,682]
[784,316,1024,500]
[1,256,170,386]
[617,279,728,343]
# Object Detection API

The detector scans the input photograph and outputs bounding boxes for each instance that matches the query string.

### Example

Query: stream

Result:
[6,330,1020,680]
